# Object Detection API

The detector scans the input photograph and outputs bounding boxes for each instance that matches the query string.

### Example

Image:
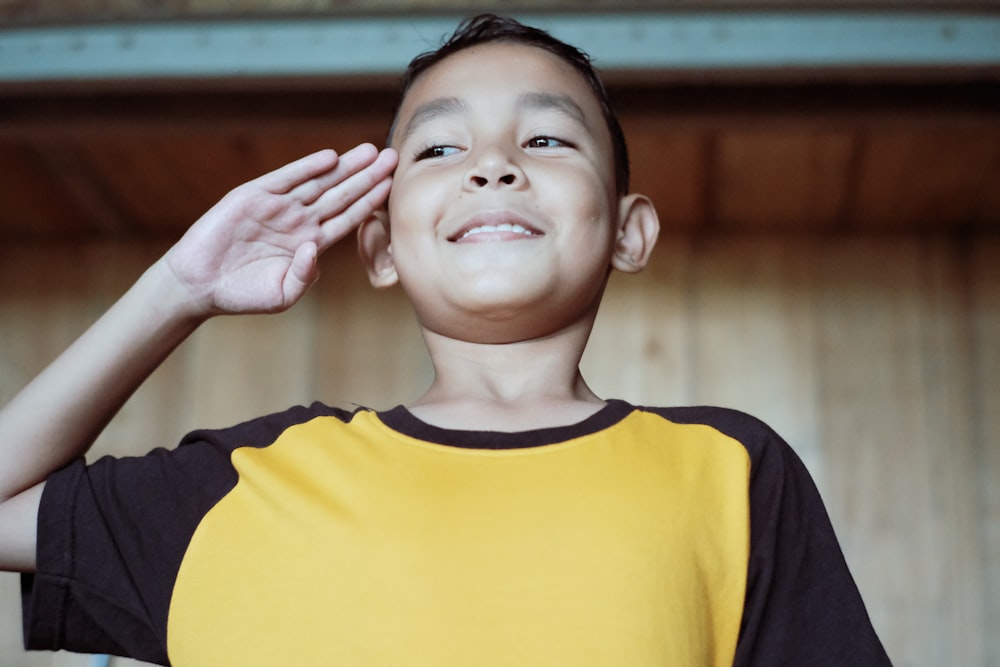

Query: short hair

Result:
[389,14,630,196]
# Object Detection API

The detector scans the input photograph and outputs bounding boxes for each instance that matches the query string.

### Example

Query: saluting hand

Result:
[163,143,398,317]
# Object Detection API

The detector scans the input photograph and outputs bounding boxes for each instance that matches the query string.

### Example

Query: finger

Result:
[257,149,341,195]
[288,143,381,205]
[315,176,393,251]
[310,148,398,220]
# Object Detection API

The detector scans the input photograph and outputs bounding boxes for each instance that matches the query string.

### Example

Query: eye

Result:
[525,136,571,149]
[414,144,460,161]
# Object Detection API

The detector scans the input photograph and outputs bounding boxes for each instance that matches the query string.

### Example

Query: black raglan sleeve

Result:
[21,445,220,665]
[657,406,892,666]
[21,402,351,664]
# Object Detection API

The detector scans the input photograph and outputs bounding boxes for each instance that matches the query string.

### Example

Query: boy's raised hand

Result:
[0,144,397,571]
[163,143,397,318]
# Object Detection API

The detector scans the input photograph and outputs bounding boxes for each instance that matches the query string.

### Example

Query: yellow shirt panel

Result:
[168,409,750,666]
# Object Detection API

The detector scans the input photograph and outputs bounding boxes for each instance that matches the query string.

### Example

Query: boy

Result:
[0,14,890,666]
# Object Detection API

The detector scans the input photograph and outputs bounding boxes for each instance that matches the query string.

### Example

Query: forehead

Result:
[392,42,607,143]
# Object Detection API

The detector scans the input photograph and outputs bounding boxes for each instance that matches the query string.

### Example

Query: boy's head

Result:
[389,14,630,197]
[362,14,658,345]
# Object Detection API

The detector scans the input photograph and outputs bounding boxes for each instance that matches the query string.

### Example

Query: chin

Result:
[427,297,598,347]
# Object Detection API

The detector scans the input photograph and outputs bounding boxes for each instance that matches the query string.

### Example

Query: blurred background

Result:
[1,2,998,665]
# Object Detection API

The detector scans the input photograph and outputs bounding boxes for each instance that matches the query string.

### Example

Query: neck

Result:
[408,315,604,431]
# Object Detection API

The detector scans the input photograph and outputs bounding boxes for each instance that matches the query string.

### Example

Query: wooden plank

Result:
[78,132,292,237]
[313,242,431,410]
[810,236,997,665]
[620,117,706,231]
[917,237,986,666]
[0,240,181,455]
[0,142,94,240]
[685,234,824,468]
[852,127,1000,230]
[71,121,395,238]
[2,85,997,240]
[0,241,169,667]
[248,119,395,159]
[972,138,1000,228]
[715,129,855,230]
[30,140,136,236]
[75,135,211,236]
[180,299,321,430]
[814,237,926,664]
[971,237,1000,667]
[0,245,112,396]
[582,234,696,405]
[0,243,91,667]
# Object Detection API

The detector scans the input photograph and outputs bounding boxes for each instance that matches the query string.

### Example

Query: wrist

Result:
[138,259,216,329]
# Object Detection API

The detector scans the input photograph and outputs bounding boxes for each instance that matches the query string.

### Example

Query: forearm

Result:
[0,258,207,502]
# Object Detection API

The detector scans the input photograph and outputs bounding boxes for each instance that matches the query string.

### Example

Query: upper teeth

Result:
[459,223,534,240]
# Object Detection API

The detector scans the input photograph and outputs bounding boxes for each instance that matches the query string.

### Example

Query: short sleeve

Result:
[653,406,892,666]
[733,414,892,665]
[21,401,351,664]
[21,449,209,665]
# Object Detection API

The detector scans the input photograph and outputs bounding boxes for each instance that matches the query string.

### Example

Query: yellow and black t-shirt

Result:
[22,400,889,665]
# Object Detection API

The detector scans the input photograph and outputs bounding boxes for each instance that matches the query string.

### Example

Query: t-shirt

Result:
[22,400,890,665]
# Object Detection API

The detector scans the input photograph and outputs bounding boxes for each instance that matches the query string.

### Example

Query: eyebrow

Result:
[516,92,587,125]
[397,96,468,145]
[396,91,589,145]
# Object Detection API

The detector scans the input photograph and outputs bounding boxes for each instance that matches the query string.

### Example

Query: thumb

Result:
[282,241,320,305]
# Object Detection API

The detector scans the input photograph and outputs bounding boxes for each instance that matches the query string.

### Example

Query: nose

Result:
[464,145,525,190]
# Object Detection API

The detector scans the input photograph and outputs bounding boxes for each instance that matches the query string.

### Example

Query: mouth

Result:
[448,212,544,243]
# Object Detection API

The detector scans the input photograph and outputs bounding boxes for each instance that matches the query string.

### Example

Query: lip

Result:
[447,211,544,243]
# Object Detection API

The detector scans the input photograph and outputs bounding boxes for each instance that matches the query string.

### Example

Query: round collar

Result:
[374,399,636,450]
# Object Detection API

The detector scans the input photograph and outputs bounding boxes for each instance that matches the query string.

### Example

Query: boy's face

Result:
[380,42,623,344]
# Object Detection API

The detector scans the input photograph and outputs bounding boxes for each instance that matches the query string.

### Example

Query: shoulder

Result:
[176,402,367,453]
[71,403,369,499]
[627,404,811,493]
[638,404,773,435]
[635,405,785,457]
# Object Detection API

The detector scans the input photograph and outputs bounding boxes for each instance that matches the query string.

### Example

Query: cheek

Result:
[388,172,449,221]
[548,161,613,206]
[559,173,616,232]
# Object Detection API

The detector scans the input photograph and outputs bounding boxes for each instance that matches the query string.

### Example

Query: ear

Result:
[357,211,399,288]
[610,193,660,274]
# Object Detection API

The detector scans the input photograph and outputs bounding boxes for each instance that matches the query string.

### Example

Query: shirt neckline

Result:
[374,399,636,450]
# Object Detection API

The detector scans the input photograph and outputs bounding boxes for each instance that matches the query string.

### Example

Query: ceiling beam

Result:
[1,10,998,89]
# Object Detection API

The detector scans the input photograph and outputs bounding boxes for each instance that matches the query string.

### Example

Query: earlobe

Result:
[611,194,660,274]
[357,212,399,288]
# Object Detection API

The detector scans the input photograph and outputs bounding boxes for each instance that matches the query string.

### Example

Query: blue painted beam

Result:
[0,11,997,84]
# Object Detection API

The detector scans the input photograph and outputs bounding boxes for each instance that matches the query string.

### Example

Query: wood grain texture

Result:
[971,237,1000,667]
[2,85,997,241]
[715,130,855,230]
[0,233,997,665]
[815,237,955,666]
[853,128,1000,230]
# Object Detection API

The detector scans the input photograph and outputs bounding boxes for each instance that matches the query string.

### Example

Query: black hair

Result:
[389,14,630,196]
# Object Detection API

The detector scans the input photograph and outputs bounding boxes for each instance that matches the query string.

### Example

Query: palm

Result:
[164,145,396,316]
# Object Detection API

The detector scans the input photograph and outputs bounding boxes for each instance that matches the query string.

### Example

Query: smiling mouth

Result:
[453,222,540,242]
[449,213,544,242]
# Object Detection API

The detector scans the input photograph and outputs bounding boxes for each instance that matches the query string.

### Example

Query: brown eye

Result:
[526,136,569,149]
[415,145,459,161]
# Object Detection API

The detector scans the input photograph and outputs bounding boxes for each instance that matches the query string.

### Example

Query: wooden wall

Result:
[1,232,998,666]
